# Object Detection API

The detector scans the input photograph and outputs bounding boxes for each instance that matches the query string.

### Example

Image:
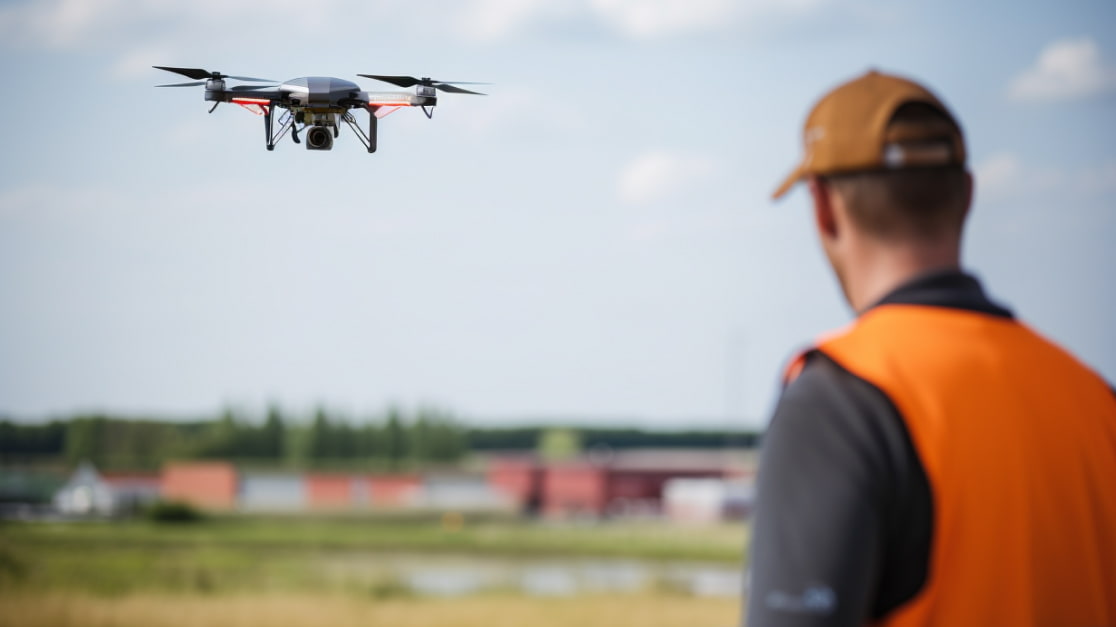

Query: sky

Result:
[0,0,1113,429]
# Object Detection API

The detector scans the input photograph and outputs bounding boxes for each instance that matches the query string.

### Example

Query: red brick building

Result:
[161,462,238,509]
[488,451,743,518]
[306,473,364,509]
[487,457,544,513]
[541,462,608,517]
[366,474,420,507]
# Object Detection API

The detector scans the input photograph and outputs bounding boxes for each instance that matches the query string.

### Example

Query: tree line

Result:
[0,410,759,471]
[0,407,466,471]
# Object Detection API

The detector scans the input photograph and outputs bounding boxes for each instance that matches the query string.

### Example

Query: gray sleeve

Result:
[743,353,931,627]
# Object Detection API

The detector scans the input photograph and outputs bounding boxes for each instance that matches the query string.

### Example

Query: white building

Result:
[239,473,306,511]
[53,462,160,516]
[663,477,754,524]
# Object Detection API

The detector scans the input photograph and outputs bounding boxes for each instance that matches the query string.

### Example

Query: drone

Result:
[154,66,486,153]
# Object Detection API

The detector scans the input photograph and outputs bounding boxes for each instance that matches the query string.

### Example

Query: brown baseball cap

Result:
[772,70,966,200]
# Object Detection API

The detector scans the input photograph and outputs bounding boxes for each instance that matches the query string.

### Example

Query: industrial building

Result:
[487,449,754,520]
[50,449,754,522]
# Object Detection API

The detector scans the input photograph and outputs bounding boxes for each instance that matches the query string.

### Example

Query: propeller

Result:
[153,66,276,83]
[358,74,488,95]
[156,81,278,90]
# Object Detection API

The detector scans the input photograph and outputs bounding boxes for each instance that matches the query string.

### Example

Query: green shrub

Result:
[144,500,205,524]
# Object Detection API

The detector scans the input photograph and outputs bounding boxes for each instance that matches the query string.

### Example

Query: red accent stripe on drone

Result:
[231,98,269,116]
[374,106,403,119]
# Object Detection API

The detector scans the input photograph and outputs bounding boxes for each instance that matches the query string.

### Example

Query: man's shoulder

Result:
[779,350,896,418]
[769,351,912,464]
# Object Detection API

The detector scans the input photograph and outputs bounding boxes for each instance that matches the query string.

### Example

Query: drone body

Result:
[154,66,485,153]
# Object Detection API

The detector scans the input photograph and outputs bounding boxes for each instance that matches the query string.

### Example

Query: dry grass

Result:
[0,592,740,627]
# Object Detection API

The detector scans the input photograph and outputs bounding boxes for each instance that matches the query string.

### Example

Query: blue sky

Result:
[0,0,1113,428]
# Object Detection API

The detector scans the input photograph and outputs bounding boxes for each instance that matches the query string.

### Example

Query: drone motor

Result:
[204,79,226,102]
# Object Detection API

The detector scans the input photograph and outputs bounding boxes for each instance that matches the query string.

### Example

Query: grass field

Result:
[0,515,748,626]
[0,592,741,627]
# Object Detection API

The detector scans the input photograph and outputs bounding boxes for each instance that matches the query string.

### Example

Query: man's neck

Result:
[846,240,962,314]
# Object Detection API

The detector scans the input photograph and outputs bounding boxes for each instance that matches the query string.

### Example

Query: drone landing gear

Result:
[422,105,434,119]
[262,109,297,151]
[342,110,378,153]
[260,107,379,153]
[264,110,274,151]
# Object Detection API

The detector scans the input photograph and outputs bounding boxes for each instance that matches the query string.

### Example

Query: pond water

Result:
[322,554,742,598]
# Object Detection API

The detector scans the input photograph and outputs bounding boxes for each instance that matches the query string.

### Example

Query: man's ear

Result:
[961,169,974,222]
[808,176,838,240]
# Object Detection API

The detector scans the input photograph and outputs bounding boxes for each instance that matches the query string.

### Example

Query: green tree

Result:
[537,427,582,462]
[0,420,66,457]
[384,407,407,470]
[410,408,466,463]
[193,409,240,459]
[261,405,285,459]
[307,407,331,465]
[65,415,107,466]
[283,422,312,468]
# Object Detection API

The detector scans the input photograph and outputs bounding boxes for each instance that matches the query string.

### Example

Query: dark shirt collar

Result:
[867,268,1014,319]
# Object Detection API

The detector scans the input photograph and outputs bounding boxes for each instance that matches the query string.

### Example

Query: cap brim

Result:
[771,162,806,201]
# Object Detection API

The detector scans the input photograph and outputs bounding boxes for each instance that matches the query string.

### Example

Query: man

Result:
[745,70,1116,627]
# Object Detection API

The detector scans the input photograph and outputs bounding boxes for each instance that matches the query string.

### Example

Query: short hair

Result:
[823,103,970,241]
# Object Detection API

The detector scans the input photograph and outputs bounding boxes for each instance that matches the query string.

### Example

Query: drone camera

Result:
[306,126,334,151]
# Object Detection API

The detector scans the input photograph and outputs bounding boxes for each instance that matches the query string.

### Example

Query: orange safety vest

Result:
[787,304,1116,627]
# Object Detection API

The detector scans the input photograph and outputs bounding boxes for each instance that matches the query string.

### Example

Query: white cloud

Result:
[456,0,570,42]
[617,150,717,205]
[112,44,175,79]
[1077,160,1116,195]
[0,0,832,52]
[975,152,1116,201]
[454,0,831,41]
[0,0,151,48]
[0,183,128,221]
[1009,37,1116,102]
[0,0,350,50]
[455,86,591,138]
[588,0,735,38]
[587,0,826,38]
[975,153,1023,199]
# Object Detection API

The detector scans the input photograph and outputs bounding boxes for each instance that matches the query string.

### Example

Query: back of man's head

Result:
[824,102,971,243]
[772,71,972,245]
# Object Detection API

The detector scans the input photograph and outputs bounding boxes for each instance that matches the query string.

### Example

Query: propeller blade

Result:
[156,81,207,87]
[359,74,489,94]
[153,66,214,80]
[434,83,486,95]
[153,66,276,83]
[226,75,277,83]
[358,74,420,88]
